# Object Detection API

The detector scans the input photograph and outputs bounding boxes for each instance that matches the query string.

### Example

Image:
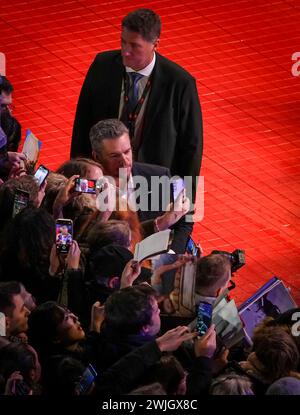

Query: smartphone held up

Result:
[55,219,73,255]
[196,301,213,337]
[34,164,49,187]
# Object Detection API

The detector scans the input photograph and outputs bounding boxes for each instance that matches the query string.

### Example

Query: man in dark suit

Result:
[71,8,203,201]
[89,118,192,253]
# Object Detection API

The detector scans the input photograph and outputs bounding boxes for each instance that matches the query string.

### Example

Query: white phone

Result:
[171,178,185,202]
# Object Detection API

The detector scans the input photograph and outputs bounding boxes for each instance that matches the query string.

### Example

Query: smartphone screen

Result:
[0,312,6,336]
[74,178,97,194]
[13,380,31,395]
[12,189,30,218]
[196,302,213,336]
[186,237,199,256]
[76,364,97,395]
[171,178,185,202]
[55,219,73,254]
[34,164,49,187]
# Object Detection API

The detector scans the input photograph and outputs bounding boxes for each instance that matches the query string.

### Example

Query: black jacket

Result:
[132,161,193,253]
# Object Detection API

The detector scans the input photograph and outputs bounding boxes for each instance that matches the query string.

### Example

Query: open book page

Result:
[180,261,196,314]
[22,129,42,172]
[212,298,244,348]
[134,229,172,263]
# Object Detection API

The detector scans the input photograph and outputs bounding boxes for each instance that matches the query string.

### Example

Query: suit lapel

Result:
[109,52,124,117]
[143,53,166,134]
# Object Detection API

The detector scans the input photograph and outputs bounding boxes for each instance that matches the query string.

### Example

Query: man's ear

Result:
[92,150,101,164]
[108,277,120,289]
[141,325,150,335]
[153,38,160,50]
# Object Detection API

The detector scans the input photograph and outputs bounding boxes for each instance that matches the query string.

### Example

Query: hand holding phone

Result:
[120,259,141,288]
[34,164,49,187]
[75,364,97,395]
[13,379,32,395]
[194,324,216,358]
[186,237,200,257]
[66,240,81,270]
[171,178,185,203]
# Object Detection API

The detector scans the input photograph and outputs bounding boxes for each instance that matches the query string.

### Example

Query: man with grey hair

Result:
[71,8,202,202]
[90,118,193,254]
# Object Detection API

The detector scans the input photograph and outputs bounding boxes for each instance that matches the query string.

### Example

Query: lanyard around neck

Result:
[123,71,152,123]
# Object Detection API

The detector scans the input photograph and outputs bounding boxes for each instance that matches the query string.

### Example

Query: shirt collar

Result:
[126,52,156,77]
[118,174,135,196]
[195,293,217,305]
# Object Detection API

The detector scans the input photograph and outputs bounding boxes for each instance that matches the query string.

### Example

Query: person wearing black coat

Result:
[71,9,203,202]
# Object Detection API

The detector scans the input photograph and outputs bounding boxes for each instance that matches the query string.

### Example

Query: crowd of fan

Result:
[0,77,300,396]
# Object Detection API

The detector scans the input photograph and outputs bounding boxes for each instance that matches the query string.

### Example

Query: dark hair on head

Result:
[0,342,36,393]
[87,220,131,252]
[0,75,13,94]
[0,207,55,274]
[145,354,186,394]
[55,157,102,179]
[122,8,161,42]
[104,285,156,335]
[253,326,299,381]
[0,281,22,315]
[0,111,21,152]
[42,355,85,396]
[195,254,231,292]
[27,301,65,360]
[28,301,64,344]
[254,308,300,372]
[269,308,300,327]
[0,175,40,232]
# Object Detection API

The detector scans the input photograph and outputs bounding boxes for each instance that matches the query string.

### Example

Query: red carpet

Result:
[1,0,300,304]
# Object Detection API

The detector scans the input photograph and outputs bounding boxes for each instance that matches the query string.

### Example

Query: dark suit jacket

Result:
[131,161,193,253]
[71,50,203,200]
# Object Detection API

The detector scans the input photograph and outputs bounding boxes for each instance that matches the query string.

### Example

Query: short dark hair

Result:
[145,355,185,394]
[0,76,13,95]
[28,301,65,346]
[89,119,129,157]
[0,343,36,392]
[0,175,40,231]
[122,9,161,42]
[104,285,156,335]
[0,208,56,291]
[87,220,131,252]
[195,254,231,292]
[253,326,299,380]
[0,281,22,316]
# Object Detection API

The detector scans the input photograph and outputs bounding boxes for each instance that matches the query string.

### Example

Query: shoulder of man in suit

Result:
[155,52,196,82]
[132,161,170,177]
[95,49,122,62]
